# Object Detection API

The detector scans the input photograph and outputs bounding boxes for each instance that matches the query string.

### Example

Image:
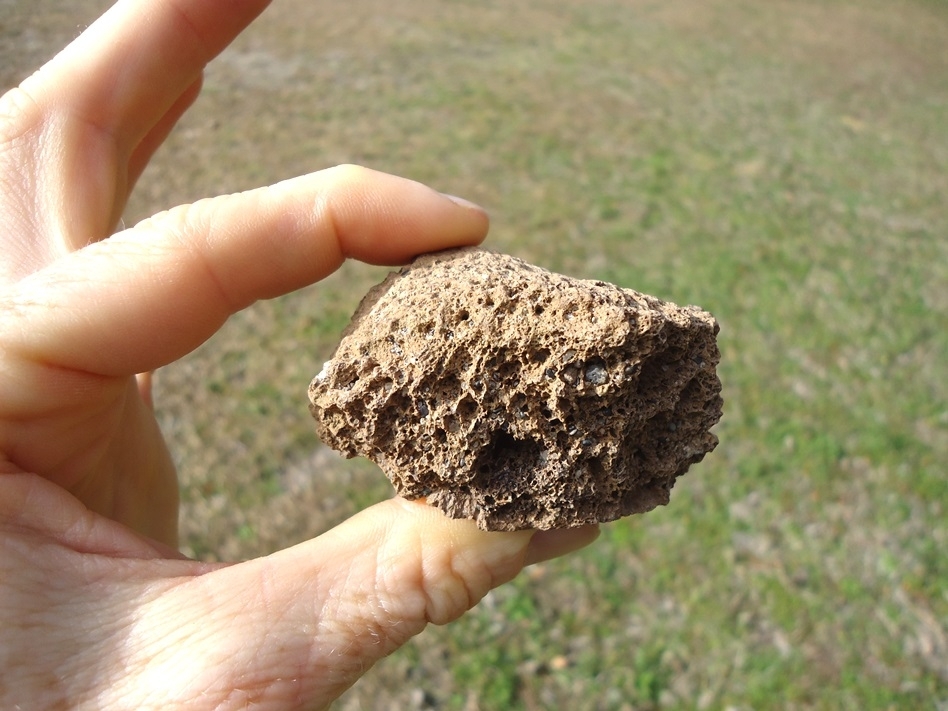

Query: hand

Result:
[0,1,599,708]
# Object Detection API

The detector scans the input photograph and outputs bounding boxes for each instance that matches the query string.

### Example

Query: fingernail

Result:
[440,192,485,212]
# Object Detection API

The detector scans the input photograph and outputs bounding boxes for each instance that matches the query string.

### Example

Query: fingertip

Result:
[381,497,535,595]
[296,496,535,628]
[439,191,488,214]
[436,191,490,250]
[524,524,601,566]
[319,167,491,265]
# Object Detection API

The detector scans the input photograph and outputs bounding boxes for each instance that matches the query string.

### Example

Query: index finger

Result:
[0,166,490,379]
[21,0,271,156]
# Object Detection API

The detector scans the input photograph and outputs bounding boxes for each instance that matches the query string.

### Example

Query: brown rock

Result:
[309,248,722,531]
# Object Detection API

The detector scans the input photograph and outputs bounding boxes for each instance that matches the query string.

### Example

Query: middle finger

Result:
[22,0,272,159]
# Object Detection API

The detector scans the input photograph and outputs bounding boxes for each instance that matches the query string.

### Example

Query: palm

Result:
[0,367,179,542]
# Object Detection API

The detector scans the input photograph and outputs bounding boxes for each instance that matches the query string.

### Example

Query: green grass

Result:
[8,0,946,707]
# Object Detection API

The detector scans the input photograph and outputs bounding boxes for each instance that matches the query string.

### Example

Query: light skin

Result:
[0,0,600,708]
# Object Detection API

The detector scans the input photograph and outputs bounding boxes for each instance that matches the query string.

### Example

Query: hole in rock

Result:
[456,395,478,420]
[584,357,609,385]
[472,431,546,493]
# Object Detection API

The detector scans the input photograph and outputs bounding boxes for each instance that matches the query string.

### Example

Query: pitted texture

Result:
[309,248,723,531]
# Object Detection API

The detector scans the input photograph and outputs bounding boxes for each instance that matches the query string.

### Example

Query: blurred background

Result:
[4,0,947,708]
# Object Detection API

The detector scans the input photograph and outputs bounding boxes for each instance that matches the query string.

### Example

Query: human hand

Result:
[0,1,599,708]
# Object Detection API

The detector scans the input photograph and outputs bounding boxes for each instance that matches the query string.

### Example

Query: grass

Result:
[6,0,948,708]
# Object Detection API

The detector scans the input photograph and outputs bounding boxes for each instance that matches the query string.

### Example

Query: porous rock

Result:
[309,247,722,531]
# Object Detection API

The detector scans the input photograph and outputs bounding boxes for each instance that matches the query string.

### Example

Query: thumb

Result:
[131,499,599,708]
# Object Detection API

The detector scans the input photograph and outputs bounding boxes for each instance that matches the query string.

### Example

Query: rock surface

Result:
[309,248,723,531]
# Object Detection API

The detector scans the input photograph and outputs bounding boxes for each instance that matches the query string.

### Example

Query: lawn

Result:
[5,0,948,708]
